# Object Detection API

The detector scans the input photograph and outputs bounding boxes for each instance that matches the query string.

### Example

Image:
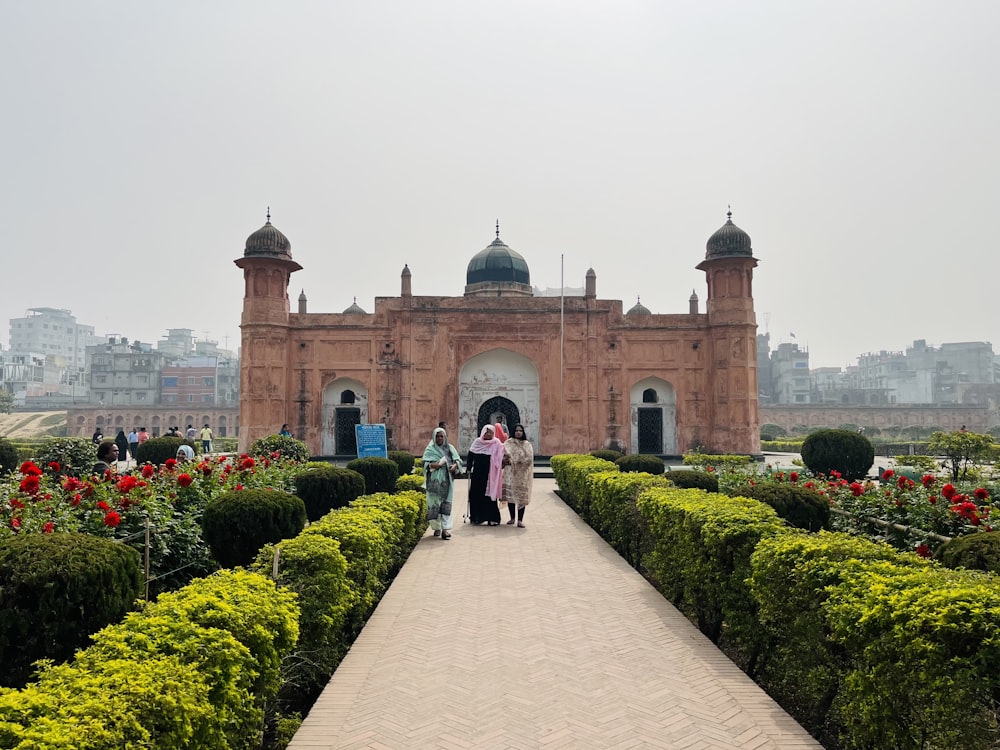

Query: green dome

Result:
[705,209,752,260]
[466,237,530,286]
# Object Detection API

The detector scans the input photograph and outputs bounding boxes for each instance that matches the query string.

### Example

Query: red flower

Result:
[116,475,140,494]
[20,461,42,476]
[177,473,193,488]
[43,522,54,534]
[103,511,121,527]
[263,457,271,468]
[62,476,83,492]
[830,469,842,479]
[164,458,178,470]
[921,474,936,487]
[10,517,20,531]
[804,481,815,489]
[96,500,111,511]
[141,464,156,478]
[706,466,715,473]
[72,493,82,507]
[850,482,864,497]
[928,494,938,505]
[790,471,799,482]
[19,476,40,495]
[915,543,931,558]
[270,451,281,459]
[975,488,989,500]
[201,463,213,477]
[882,469,894,481]
[47,461,60,473]
[235,483,244,491]
[239,456,256,471]
[942,484,957,500]
[9,498,24,510]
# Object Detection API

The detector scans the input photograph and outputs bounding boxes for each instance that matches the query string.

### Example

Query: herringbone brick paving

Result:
[289,478,821,749]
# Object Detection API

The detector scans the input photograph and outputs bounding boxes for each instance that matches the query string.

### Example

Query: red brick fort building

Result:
[235,212,761,457]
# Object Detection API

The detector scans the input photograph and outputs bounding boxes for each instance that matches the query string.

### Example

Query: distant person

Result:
[91,427,103,445]
[93,440,119,476]
[127,428,139,460]
[185,424,197,440]
[199,423,213,454]
[279,423,292,437]
[138,427,150,445]
[114,429,129,464]
[175,444,195,463]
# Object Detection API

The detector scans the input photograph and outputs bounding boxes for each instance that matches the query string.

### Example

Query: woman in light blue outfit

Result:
[422,427,462,540]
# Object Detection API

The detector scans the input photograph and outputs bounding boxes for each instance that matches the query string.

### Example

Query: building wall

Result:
[67,407,240,439]
[761,404,989,433]
[236,248,761,457]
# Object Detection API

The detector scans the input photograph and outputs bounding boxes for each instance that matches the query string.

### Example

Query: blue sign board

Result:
[355,423,388,459]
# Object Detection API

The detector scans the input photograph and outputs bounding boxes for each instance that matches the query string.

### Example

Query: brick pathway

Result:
[288,478,821,749]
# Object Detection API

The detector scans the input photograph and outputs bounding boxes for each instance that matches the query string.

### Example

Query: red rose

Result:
[164,458,178,470]
[48,462,60,473]
[103,511,121,527]
[928,495,938,505]
[43,522,54,534]
[790,471,799,482]
[19,476,40,495]
[177,473,193,488]
[882,469,894,481]
[10,518,20,530]
[141,464,156,478]
[96,500,110,511]
[72,493,82,506]
[850,482,864,497]
[20,461,42,476]
[915,543,930,558]
[942,484,957,500]
[921,474,935,487]
[235,483,244,491]
[239,457,256,471]
[975,488,989,500]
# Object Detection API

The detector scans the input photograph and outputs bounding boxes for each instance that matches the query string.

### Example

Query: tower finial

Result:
[727,204,732,221]
[496,219,500,238]
[266,206,271,223]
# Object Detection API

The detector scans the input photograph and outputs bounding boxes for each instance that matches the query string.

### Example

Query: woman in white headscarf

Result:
[422,427,462,540]
[466,425,504,525]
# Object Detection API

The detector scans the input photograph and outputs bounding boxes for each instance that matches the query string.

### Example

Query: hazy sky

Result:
[3,1,997,369]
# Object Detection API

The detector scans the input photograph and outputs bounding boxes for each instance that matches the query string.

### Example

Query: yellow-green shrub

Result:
[395,472,426,494]
[636,486,787,646]
[550,454,617,516]
[587,470,670,569]
[353,490,426,550]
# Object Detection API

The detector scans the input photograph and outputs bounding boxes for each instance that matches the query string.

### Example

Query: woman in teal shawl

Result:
[422,427,462,540]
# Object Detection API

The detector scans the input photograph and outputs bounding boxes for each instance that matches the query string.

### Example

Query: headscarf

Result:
[469,425,505,499]
[494,422,508,442]
[423,427,453,464]
[175,444,195,463]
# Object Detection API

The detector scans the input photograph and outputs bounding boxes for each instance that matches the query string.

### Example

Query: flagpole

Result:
[560,253,565,454]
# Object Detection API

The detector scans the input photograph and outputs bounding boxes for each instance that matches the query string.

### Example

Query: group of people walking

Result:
[422,421,534,541]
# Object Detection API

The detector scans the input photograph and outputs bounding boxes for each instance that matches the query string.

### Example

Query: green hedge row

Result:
[551,453,1000,750]
[0,569,299,749]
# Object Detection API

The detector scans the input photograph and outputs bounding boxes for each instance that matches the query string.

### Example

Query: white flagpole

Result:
[560,253,565,454]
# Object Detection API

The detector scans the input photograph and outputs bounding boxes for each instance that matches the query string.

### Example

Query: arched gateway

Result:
[459,349,539,454]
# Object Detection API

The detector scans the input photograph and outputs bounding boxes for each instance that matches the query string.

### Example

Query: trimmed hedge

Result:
[135,436,196,466]
[395,473,426,494]
[934,531,1000,573]
[0,569,299,749]
[589,449,624,462]
[550,454,617,518]
[587,470,671,569]
[0,438,19,477]
[202,488,307,568]
[0,533,143,688]
[732,482,830,532]
[615,454,665,475]
[386,450,415,478]
[345,456,399,494]
[249,434,310,462]
[253,534,359,714]
[801,428,874,482]
[293,464,366,522]
[665,469,719,492]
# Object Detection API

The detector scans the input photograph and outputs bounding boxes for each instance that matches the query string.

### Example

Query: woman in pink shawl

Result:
[466,425,504,525]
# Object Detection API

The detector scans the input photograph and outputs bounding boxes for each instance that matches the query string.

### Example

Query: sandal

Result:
[433,530,441,537]
[441,531,451,540]
[506,519,515,525]
[517,522,525,528]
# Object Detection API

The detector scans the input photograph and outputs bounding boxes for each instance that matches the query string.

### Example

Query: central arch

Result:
[458,349,539,453]
[321,378,369,456]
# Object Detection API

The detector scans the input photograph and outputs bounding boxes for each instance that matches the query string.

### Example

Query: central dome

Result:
[464,225,532,298]
[466,237,530,285]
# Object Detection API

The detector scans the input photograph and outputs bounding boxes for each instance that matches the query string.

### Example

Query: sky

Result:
[2,1,997,370]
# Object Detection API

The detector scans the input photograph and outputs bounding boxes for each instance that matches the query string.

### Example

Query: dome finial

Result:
[496,219,500,239]
[727,205,732,222]
[266,206,271,224]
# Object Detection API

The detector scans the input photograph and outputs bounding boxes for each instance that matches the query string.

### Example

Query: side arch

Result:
[321,378,369,456]
[629,377,677,454]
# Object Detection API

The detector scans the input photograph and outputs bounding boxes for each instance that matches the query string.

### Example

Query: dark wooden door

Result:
[638,408,663,454]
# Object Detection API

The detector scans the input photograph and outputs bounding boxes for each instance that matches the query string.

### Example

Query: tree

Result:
[927,430,995,482]
[0,390,12,414]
